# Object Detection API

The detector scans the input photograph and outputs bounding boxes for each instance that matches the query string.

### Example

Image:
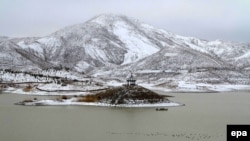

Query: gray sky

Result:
[1,0,250,42]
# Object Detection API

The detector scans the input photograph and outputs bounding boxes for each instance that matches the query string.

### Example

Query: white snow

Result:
[17,41,43,53]
[140,81,250,93]
[37,83,107,92]
[139,83,172,92]
[235,51,250,60]
[84,44,108,62]
[89,14,112,26]
[113,21,159,65]
[21,99,183,107]
[4,88,90,96]
[176,81,250,92]
[75,61,92,72]
[164,53,178,57]
[141,23,154,30]
[0,69,83,83]
[207,40,222,46]
[37,37,61,47]
[106,80,123,87]
[1,71,47,82]
[184,41,210,54]
[136,70,163,74]
[3,87,49,95]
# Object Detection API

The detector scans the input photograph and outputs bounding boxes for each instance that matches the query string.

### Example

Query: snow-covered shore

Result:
[2,87,91,96]
[16,98,183,107]
[2,82,250,96]
[1,69,250,95]
[139,81,250,93]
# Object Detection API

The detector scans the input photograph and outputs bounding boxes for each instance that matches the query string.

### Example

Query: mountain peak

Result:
[90,13,124,20]
[51,14,135,37]
[87,14,138,26]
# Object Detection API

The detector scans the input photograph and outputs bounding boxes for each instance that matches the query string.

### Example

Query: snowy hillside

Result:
[1,14,250,88]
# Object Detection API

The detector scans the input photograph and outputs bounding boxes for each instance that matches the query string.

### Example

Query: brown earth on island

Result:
[75,85,171,105]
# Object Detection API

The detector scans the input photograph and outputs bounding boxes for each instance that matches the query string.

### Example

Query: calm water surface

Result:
[0,91,250,141]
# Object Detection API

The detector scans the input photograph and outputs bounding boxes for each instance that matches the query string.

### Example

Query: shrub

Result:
[61,95,68,100]
[76,95,98,102]
[23,85,32,92]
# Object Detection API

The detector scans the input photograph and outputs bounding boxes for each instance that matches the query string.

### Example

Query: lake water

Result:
[0,91,250,141]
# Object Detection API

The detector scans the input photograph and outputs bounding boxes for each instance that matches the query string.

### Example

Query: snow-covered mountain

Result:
[1,14,250,86]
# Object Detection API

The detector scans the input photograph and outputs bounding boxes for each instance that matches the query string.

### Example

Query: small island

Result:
[16,74,184,107]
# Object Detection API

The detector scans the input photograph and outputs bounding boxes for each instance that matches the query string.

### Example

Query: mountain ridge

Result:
[0,14,250,85]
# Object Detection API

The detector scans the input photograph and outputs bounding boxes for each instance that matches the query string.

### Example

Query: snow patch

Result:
[113,21,159,65]
[17,41,43,53]
[208,40,222,46]
[235,51,250,60]
[19,99,183,107]
[164,53,177,57]
[136,70,163,74]
[37,37,61,47]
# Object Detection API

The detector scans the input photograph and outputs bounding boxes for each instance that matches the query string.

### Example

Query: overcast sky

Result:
[1,0,250,42]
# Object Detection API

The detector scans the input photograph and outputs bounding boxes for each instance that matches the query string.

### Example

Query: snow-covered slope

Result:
[0,14,250,86]
[1,14,168,71]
